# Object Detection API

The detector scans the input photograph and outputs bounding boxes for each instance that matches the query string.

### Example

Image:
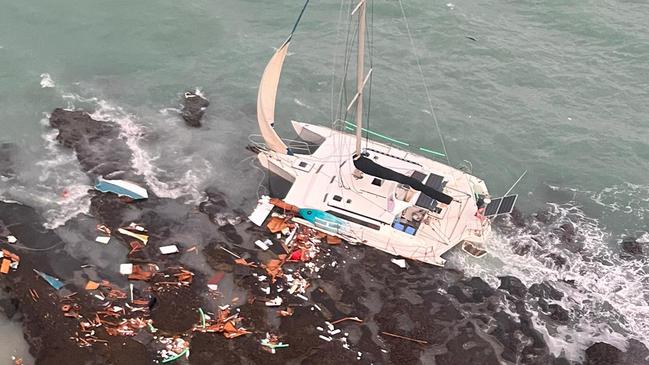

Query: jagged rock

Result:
[625,339,649,365]
[621,237,643,256]
[564,240,585,253]
[547,304,569,323]
[585,342,622,365]
[545,252,567,267]
[498,276,527,299]
[559,222,575,243]
[512,240,532,256]
[181,91,209,127]
[49,108,135,179]
[529,282,563,301]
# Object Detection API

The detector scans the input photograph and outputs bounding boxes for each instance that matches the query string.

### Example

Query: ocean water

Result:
[0,0,647,363]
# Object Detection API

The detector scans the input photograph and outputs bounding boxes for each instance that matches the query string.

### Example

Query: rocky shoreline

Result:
[0,108,646,364]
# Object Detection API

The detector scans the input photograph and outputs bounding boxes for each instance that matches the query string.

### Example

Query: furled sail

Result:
[353,155,453,205]
[256,40,291,154]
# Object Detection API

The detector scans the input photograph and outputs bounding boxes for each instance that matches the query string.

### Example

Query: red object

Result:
[208,272,225,286]
[288,250,302,261]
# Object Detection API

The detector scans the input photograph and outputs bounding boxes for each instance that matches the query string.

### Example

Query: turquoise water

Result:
[0,0,648,362]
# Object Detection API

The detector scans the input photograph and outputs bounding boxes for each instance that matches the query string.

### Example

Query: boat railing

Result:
[248,134,312,155]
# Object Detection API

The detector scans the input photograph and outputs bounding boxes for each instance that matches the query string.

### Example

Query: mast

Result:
[354,0,366,156]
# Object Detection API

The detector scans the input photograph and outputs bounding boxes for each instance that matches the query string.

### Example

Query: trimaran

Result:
[249,0,517,266]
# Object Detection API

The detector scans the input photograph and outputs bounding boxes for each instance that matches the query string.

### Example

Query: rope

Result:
[397,0,450,165]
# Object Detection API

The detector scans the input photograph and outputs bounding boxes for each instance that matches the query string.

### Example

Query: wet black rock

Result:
[498,276,527,299]
[448,277,495,303]
[547,304,569,323]
[621,237,643,256]
[181,91,209,127]
[49,108,135,179]
[529,282,563,301]
[545,252,567,268]
[559,222,575,243]
[585,342,622,365]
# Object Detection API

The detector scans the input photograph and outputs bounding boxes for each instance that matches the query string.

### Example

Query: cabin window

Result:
[298,161,308,168]
[346,199,352,204]
[371,178,383,186]
[333,195,342,202]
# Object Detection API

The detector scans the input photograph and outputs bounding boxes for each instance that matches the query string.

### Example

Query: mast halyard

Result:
[354,0,367,156]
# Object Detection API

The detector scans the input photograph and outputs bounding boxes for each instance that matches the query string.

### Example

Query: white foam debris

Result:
[446,3,455,9]
[296,293,309,301]
[265,297,283,307]
[255,240,270,251]
[319,335,332,342]
[119,263,133,275]
[7,235,17,244]
[40,73,55,88]
[391,258,407,269]
[95,236,110,244]
[249,196,273,226]
[159,245,179,254]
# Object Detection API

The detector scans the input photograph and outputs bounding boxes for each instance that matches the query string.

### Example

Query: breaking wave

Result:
[450,202,649,362]
[37,116,92,229]
[40,73,55,88]
[88,99,207,204]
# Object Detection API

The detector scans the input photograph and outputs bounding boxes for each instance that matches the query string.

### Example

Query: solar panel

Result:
[483,194,518,217]
[497,195,517,215]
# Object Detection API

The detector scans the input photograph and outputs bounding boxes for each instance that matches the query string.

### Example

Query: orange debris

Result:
[0,259,10,274]
[326,235,342,245]
[269,198,299,213]
[85,280,100,290]
[266,216,290,233]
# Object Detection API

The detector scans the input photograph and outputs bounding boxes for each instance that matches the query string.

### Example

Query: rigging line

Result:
[331,0,350,122]
[397,0,450,165]
[336,4,356,123]
[365,0,374,149]
[289,0,311,38]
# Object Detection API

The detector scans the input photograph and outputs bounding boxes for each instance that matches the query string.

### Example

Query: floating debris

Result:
[117,228,149,245]
[0,249,19,274]
[260,333,289,354]
[95,178,148,200]
[159,245,180,255]
[7,235,17,244]
[95,236,110,244]
[391,258,407,269]
[85,280,100,290]
[120,263,133,275]
[33,269,64,290]
[249,195,274,226]
[380,331,428,344]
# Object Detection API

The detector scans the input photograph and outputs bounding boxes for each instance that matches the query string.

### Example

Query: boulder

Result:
[547,304,569,323]
[49,108,135,179]
[498,276,527,299]
[529,282,563,301]
[621,237,643,256]
[585,342,622,365]
[181,91,209,127]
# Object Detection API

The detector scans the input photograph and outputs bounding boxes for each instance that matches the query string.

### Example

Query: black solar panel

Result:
[484,195,517,217]
[484,198,502,217]
[415,173,446,211]
[498,195,517,215]
[410,171,426,183]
